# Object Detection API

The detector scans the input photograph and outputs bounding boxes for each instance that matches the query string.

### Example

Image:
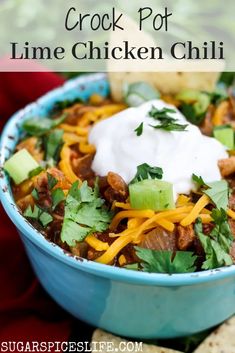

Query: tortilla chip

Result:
[108,14,220,101]
[91,329,183,353]
[108,71,220,102]
[193,316,235,353]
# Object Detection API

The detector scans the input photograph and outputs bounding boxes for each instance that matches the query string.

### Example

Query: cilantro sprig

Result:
[130,163,163,184]
[61,180,112,246]
[192,174,229,210]
[22,114,66,137]
[134,122,144,136]
[135,247,197,274]
[148,107,188,132]
[24,205,53,228]
[195,209,233,270]
[44,129,64,166]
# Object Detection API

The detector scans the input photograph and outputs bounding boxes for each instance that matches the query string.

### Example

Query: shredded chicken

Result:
[218,157,235,177]
[177,224,195,250]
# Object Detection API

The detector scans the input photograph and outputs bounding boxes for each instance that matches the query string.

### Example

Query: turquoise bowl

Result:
[1,73,235,339]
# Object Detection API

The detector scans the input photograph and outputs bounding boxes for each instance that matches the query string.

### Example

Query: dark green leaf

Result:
[61,181,112,246]
[148,106,188,131]
[134,122,144,136]
[31,188,39,200]
[209,88,228,105]
[22,114,66,136]
[28,166,44,178]
[192,174,207,188]
[45,129,64,164]
[135,247,197,274]
[39,212,53,227]
[195,213,233,270]
[204,180,229,210]
[23,205,53,228]
[53,98,84,112]
[51,188,65,210]
[219,72,235,87]
[47,173,58,190]
[24,205,40,219]
[181,104,205,125]
[130,163,163,184]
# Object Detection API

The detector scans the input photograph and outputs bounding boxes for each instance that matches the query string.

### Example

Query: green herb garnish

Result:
[192,174,207,188]
[149,107,188,132]
[135,247,197,274]
[44,129,64,165]
[61,181,112,246]
[130,163,163,184]
[134,122,144,136]
[22,114,66,136]
[192,175,229,210]
[47,173,58,190]
[31,188,39,200]
[195,209,233,270]
[28,166,44,178]
[51,188,65,210]
[24,205,53,228]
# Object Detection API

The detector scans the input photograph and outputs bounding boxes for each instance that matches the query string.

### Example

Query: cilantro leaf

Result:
[195,211,233,270]
[23,205,53,228]
[53,98,84,112]
[22,114,66,137]
[192,174,207,188]
[45,129,64,165]
[47,173,58,190]
[130,163,163,184]
[149,107,176,119]
[135,247,197,274]
[134,122,144,136]
[61,181,112,246]
[192,175,229,210]
[148,106,188,132]
[204,180,229,210]
[31,188,39,201]
[24,205,40,219]
[39,212,53,227]
[51,188,65,210]
[209,88,228,105]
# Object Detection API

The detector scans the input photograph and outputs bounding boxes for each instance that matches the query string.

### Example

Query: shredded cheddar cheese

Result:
[59,145,81,184]
[155,219,175,232]
[180,194,210,227]
[110,210,155,231]
[113,202,131,210]
[79,142,96,154]
[85,235,109,251]
[118,254,127,266]
[60,124,88,136]
[227,209,235,220]
[95,235,133,264]
[176,194,191,207]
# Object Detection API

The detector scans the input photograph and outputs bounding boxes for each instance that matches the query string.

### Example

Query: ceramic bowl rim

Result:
[1,72,235,286]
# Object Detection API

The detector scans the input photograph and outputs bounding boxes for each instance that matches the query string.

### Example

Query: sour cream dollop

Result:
[89,100,228,197]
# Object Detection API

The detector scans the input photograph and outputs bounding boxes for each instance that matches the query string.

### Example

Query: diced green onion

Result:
[176,89,210,125]
[123,82,160,107]
[213,126,234,150]
[129,179,175,211]
[4,149,39,185]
